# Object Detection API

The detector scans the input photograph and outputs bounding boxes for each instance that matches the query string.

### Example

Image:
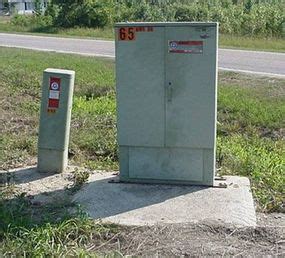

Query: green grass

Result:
[218,81,285,129]
[0,47,284,255]
[0,17,114,40]
[0,193,120,256]
[0,47,116,171]
[219,34,285,52]
[217,75,285,212]
[0,17,284,51]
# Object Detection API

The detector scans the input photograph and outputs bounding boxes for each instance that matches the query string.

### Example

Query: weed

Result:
[72,168,90,190]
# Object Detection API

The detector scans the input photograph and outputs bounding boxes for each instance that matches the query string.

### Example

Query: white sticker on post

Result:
[49,90,60,99]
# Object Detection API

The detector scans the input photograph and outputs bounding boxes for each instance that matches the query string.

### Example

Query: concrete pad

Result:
[73,173,256,227]
[0,166,75,204]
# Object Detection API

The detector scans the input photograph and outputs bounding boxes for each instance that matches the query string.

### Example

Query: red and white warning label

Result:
[169,41,203,54]
[48,77,61,112]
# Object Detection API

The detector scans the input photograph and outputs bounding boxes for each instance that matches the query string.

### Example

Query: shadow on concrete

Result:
[1,166,59,185]
[71,174,207,220]
[70,175,257,227]
[2,168,206,221]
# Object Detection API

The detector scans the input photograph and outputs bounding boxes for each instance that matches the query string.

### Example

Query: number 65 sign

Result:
[118,27,136,41]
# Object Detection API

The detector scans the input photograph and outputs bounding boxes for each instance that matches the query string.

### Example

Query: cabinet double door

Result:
[116,25,217,149]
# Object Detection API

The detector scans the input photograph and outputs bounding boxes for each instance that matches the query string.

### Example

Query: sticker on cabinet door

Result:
[169,41,203,54]
[118,26,154,41]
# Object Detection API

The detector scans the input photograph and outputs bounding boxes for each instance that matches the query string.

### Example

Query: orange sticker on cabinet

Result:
[118,27,136,41]
[118,27,154,41]
[47,108,56,114]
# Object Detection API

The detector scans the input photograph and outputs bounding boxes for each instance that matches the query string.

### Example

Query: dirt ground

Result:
[1,167,284,256]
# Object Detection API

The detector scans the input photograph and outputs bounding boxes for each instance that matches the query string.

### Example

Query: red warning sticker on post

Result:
[50,77,61,91]
[169,41,203,54]
[48,77,61,110]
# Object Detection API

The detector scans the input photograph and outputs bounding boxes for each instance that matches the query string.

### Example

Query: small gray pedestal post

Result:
[38,68,75,173]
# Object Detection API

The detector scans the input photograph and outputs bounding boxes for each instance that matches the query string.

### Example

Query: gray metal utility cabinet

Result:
[115,22,218,186]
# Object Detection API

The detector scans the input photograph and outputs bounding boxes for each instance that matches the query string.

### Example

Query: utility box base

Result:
[37,149,68,173]
[115,22,218,186]
[119,147,214,186]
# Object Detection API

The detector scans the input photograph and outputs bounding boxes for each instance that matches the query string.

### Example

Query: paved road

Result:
[0,33,284,78]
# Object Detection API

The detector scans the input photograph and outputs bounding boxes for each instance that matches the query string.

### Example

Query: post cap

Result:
[44,68,75,77]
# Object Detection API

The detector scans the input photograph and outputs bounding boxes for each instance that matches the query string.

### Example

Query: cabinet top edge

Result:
[115,22,218,27]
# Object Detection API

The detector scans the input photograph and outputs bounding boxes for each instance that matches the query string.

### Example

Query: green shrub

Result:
[114,3,135,22]
[11,15,31,27]
[174,4,210,22]
[55,0,113,28]
[11,15,53,28]
[210,5,244,34]
[44,2,60,21]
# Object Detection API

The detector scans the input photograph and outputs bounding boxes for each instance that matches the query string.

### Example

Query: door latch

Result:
[167,82,173,102]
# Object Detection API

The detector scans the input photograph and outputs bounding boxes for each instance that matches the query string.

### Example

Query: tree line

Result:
[12,0,285,37]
